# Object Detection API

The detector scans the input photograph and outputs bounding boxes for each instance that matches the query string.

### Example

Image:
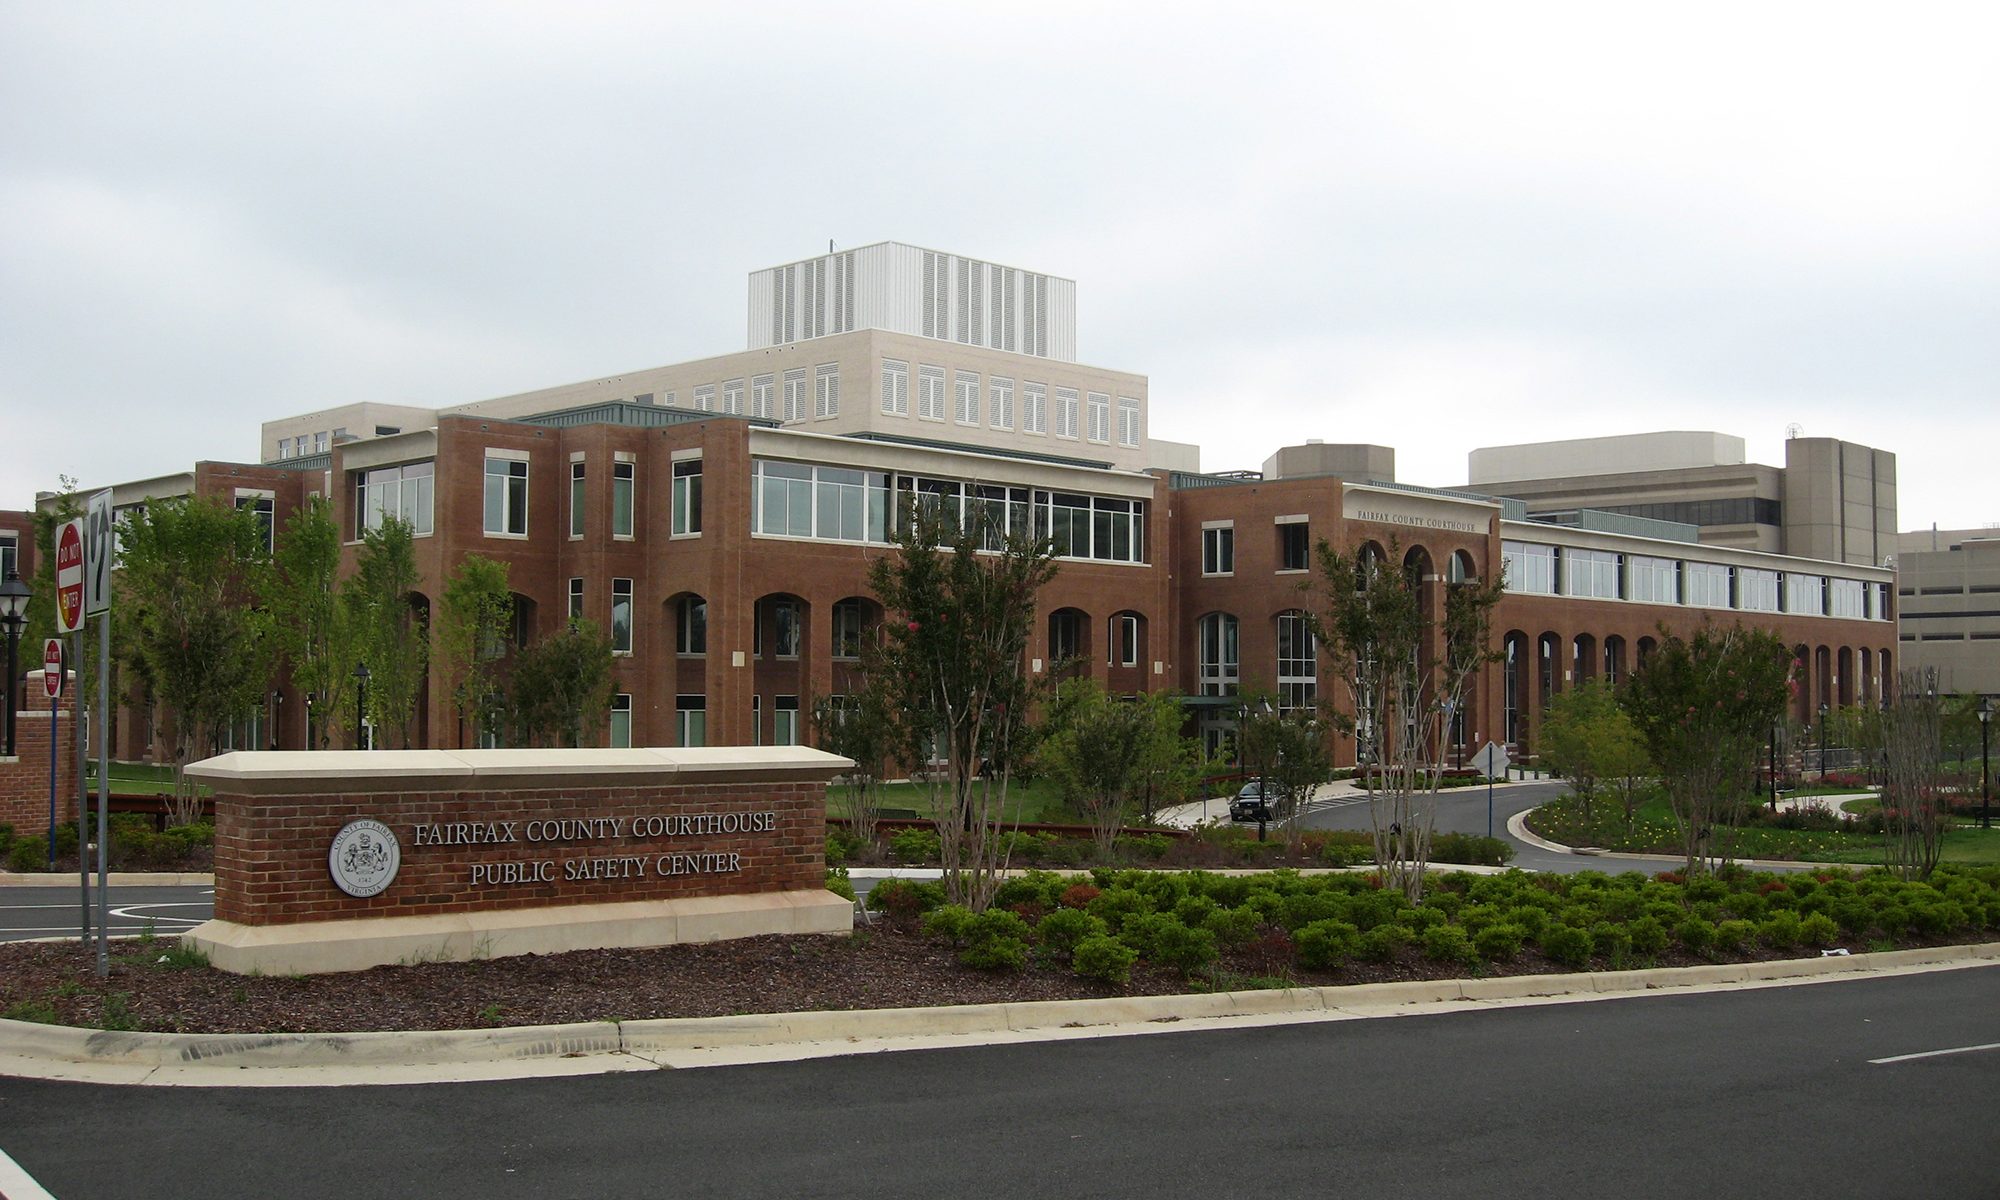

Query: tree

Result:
[868,499,1058,912]
[435,554,513,747]
[1538,678,1652,823]
[1308,538,1504,901]
[1621,623,1791,873]
[1882,668,1947,881]
[1239,697,1334,849]
[1039,678,1151,858]
[506,617,615,747]
[811,645,900,848]
[1128,689,1207,827]
[116,495,272,824]
[263,496,355,750]
[346,517,426,748]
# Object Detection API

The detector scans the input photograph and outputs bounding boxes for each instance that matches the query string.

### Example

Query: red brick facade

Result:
[0,706,77,836]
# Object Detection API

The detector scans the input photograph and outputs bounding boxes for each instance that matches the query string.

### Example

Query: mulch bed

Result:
[0,920,1964,1037]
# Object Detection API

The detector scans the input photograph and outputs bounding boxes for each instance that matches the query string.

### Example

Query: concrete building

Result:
[1468,430,1896,567]
[1893,527,2000,698]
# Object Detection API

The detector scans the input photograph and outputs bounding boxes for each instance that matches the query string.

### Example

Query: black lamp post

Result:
[1979,697,1993,832]
[1255,697,1274,844]
[304,692,316,751]
[269,689,282,751]
[0,568,31,759]
[353,662,370,750]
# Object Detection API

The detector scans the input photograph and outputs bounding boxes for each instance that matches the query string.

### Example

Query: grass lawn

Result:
[829,777,1092,826]
[1527,791,2000,866]
[82,761,194,797]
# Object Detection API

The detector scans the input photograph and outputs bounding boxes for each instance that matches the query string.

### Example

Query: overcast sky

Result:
[3,1,1994,532]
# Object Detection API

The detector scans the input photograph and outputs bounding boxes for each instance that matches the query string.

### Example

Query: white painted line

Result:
[1869,1041,2000,1065]
[0,1143,58,1200]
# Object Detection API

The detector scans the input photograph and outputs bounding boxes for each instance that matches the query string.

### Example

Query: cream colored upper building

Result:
[1894,527,2000,697]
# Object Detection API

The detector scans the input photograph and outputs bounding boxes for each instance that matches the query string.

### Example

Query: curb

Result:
[4,942,1995,1081]
[1506,808,1850,873]
[0,873,215,888]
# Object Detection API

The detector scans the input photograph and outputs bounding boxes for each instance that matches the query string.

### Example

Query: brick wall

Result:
[204,757,834,926]
[0,704,77,835]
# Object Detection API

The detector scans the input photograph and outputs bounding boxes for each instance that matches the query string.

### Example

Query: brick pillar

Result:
[0,674,78,836]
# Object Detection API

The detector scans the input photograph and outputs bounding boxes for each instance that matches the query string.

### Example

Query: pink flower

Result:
[906,620,920,631]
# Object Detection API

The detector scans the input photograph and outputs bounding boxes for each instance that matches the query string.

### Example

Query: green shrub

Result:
[959,910,1032,971]
[1421,924,1479,968]
[922,904,978,942]
[823,827,863,866]
[1036,907,1108,957]
[1760,910,1804,950]
[864,878,946,918]
[0,823,13,857]
[1086,887,1151,933]
[1296,919,1361,969]
[1506,906,1551,939]
[1798,912,1841,949]
[1357,923,1410,962]
[1627,916,1671,958]
[1591,921,1633,965]
[824,868,856,902]
[1280,890,1348,931]
[1059,883,1101,909]
[1147,920,1219,975]
[1431,833,1515,867]
[1174,895,1219,928]
[1540,924,1594,968]
[1675,917,1718,957]
[1713,919,1757,953]
[8,835,49,873]
[888,827,941,863]
[1072,934,1140,986]
[1399,907,1449,933]
[1202,905,1262,948]
[995,871,1067,911]
[1473,923,1527,962]
[1114,833,1172,861]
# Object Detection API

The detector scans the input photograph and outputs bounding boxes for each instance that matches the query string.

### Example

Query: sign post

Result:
[1472,741,1513,840]
[44,639,62,868]
[85,489,113,976]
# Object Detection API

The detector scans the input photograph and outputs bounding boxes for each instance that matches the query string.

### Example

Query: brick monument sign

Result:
[182,746,855,975]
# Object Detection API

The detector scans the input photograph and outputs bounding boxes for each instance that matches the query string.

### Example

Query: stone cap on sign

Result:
[186,746,856,795]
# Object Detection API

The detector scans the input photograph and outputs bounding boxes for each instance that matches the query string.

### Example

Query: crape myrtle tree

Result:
[346,516,427,748]
[1307,537,1504,902]
[1538,678,1652,824]
[116,494,273,825]
[1621,623,1791,873]
[435,553,513,747]
[1881,668,1947,882]
[263,496,356,750]
[506,617,615,748]
[1038,679,1202,858]
[867,498,1058,913]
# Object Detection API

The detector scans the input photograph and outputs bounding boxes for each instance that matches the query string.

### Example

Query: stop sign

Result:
[42,639,63,699]
[54,519,85,633]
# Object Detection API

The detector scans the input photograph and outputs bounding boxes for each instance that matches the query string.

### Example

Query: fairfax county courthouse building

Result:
[29,244,1899,767]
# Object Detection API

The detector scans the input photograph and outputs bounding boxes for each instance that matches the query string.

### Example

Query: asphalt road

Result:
[0,885,211,944]
[3,967,1997,1198]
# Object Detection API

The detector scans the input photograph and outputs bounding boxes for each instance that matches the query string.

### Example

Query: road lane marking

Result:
[0,1144,58,1200]
[1869,1041,2000,1064]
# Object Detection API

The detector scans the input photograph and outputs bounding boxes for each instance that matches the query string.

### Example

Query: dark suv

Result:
[1229,782,1275,823]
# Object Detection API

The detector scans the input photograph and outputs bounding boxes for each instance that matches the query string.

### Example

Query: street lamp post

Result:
[1818,702,1830,781]
[304,692,316,751]
[353,662,370,750]
[1979,697,1993,832]
[0,568,31,759]
[1255,697,1273,844]
[269,689,282,751]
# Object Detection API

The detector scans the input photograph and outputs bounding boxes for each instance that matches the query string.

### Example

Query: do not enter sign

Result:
[55,518,85,633]
[43,639,63,699]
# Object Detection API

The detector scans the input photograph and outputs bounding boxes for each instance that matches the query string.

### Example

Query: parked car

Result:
[1230,781,1275,823]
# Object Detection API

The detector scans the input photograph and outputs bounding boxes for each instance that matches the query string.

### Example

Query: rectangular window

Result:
[1872,582,1890,620]
[1786,573,1826,615]
[611,578,633,654]
[955,371,979,424]
[355,461,434,537]
[1086,392,1110,443]
[694,384,716,412]
[771,599,801,657]
[1738,567,1780,612]
[988,378,1014,430]
[1564,549,1622,599]
[1829,578,1865,618]
[315,431,329,454]
[773,696,800,746]
[881,360,909,416]
[672,460,702,536]
[1117,397,1141,448]
[1055,387,1080,439]
[752,373,775,419]
[783,369,807,423]
[676,598,707,655]
[568,577,584,622]
[918,365,946,421]
[832,599,866,659]
[277,439,293,460]
[609,695,632,748]
[1278,522,1309,571]
[1629,555,1680,604]
[676,695,706,747]
[484,456,529,536]
[1116,614,1139,667]
[1203,525,1234,575]
[569,461,586,538]
[235,493,275,553]
[814,363,839,418]
[723,378,745,415]
[0,533,15,580]
[1685,561,1732,608]
[612,460,635,538]
[1022,383,1047,434]
[1501,541,1557,594]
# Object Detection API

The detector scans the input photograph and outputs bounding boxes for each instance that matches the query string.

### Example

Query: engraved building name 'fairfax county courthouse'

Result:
[182,747,856,976]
